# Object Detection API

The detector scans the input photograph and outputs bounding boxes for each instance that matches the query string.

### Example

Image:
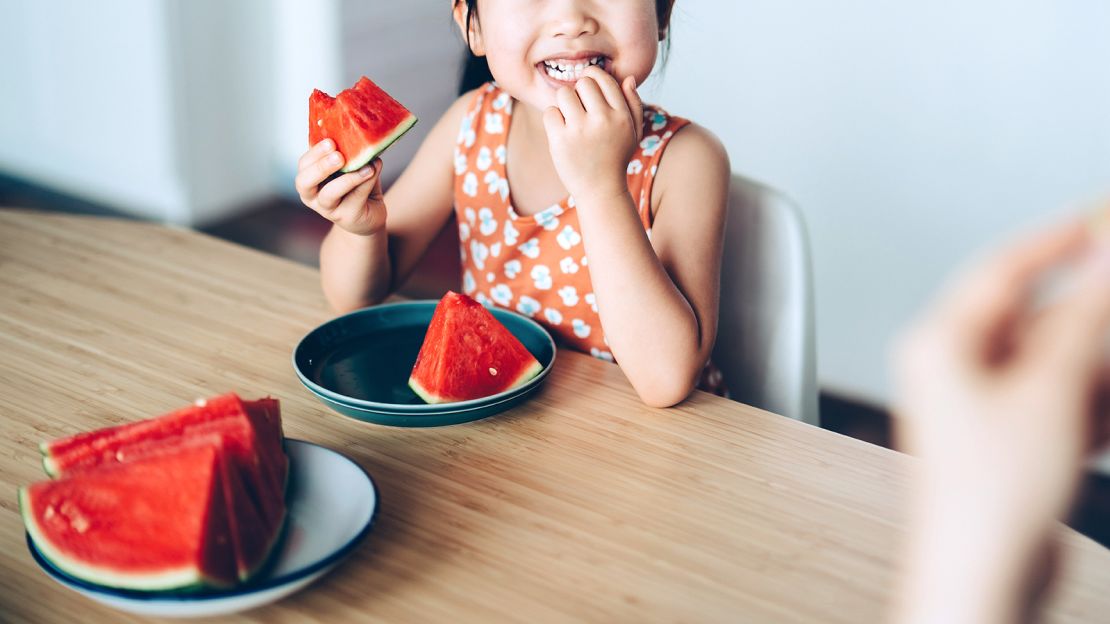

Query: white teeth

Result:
[542,56,605,82]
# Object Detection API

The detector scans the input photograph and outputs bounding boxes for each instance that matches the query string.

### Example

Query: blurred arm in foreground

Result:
[891,208,1110,624]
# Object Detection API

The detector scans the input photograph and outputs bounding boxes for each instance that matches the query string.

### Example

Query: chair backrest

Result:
[713,174,819,426]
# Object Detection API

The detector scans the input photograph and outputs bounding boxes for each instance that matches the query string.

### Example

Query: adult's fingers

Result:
[555,86,585,125]
[295,150,345,201]
[298,139,334,169]
[931,217,1090,360]
[622,76,645,144]
[315,160,381,213]
[1024,239,1110,382]
[574,76,609,113]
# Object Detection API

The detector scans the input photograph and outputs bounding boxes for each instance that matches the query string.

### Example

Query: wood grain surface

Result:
[1,209,1108,623]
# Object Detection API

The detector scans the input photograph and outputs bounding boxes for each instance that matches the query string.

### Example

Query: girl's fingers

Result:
[332,176,379,225]
[315,160,380,214]
[583,66,625,110]
[622,76,645,144]
[542,106,566,135]
[298,139,334,169]
[574,75,610,113]
[295,150,346,201]
[555,86,585,124]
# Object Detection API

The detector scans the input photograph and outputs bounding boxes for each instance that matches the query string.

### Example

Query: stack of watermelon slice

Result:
[20,393,287,591]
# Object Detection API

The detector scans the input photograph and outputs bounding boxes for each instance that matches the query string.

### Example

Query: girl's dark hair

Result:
[457,0,677,94]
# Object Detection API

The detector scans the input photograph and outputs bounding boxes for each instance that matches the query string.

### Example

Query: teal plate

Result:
[293,300,556,426]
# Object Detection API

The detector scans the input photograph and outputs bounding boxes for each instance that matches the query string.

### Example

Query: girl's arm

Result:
[576,126,728,407]
[298,91,476,312]
[544,68,729,407]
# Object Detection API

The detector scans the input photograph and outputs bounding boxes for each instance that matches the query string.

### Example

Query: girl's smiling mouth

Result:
[537,54,610,85]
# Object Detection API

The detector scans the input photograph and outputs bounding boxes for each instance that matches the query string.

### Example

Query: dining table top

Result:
[1,208,1108,623]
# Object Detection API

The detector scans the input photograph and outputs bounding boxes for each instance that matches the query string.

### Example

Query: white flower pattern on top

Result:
[556,225,582,250]
[476,146,493,171]
[516,296,541,317]
[462,172,479,197]
[531,265,553,290]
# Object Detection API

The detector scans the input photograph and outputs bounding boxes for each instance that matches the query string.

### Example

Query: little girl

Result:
[295,0,730,407]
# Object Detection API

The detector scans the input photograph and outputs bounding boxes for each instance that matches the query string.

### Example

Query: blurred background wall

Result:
[1,0,1107,405]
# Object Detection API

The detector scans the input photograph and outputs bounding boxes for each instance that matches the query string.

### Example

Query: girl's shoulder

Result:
[638,107,731,221]
[639,104,728,179]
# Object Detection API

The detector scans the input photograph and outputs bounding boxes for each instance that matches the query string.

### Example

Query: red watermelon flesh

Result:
[68,417,285,536]
[409,291,544,403]
[43,394,285,495]
[308,76,418,172]
[70,432,279,582]
[21,443,238,591]
[42,395,287,537]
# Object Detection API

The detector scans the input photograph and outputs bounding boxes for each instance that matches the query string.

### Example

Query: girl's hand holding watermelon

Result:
[295,139,387,237]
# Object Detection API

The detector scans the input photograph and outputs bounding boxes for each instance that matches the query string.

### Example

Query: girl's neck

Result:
[507,96,547,150]
[502,92,570,216]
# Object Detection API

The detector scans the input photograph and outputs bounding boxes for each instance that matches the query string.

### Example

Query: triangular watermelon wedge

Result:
[308,76,418,172]
[38,394,288,582]
[409,291,544,403]
[62,431,283,582]
[21,442,239,591]
[41,396,286,528]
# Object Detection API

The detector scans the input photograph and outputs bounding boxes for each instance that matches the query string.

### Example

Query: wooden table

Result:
[1,209,1107,623]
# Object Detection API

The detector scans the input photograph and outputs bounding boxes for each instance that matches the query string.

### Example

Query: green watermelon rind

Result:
[19,487,219,593]
[408,357,543,404]
[39,441,60,478]
[407,376,440,404]
[340,113,418,173]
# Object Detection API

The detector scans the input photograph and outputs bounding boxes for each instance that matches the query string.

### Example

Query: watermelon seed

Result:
[44,505,56,520]
[489,367,498,376]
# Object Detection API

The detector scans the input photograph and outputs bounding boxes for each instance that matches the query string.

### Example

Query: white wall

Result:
[0,0,298,226]
[0,0,188,220]
[643,0,1110,401]
[272,0,343,193]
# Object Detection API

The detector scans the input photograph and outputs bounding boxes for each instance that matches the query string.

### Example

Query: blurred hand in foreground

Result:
[891,208,1110,624]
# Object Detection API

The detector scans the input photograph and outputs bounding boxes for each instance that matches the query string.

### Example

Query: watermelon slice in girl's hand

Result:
[409,292,544,404]
[309,76,418,173]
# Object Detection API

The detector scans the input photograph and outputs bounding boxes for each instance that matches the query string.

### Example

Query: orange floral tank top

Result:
[452,83,726,394]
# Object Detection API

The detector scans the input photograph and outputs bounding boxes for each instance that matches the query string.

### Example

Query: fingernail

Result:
[358,165,372,178]
[320,139,333,150]
[329,152,342,165]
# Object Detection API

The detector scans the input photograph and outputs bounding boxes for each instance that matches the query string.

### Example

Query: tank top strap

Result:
[627,106,691,230]
[455,82,512,159]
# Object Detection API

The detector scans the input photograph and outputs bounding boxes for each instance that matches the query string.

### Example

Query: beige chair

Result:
[713,174,819,426]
